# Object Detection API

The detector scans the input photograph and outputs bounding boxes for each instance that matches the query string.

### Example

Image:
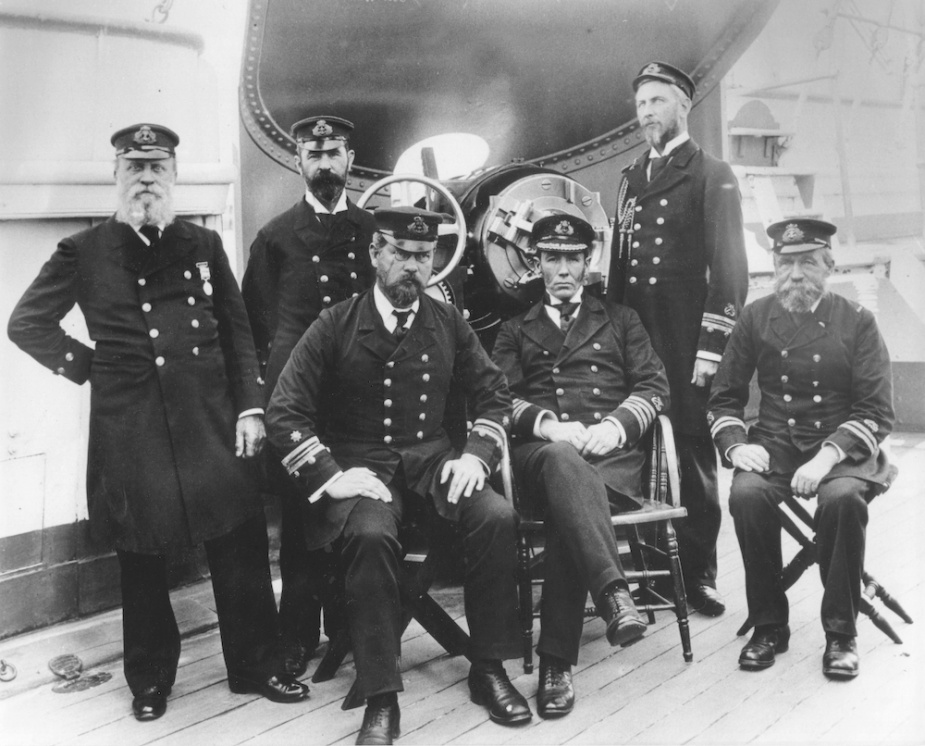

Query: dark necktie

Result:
[649,155,668,183]
[139,225,160,247]
[550,301,578,335]
[317,213,335,231]
[392,309,412,340]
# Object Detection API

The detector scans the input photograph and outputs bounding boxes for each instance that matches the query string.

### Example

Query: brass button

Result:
[65,352,74,361]
[629,277,638,284]
[543,350,550,356]
[635,205,642,212]
[184,270,192,280]
[593,388,601,395]
[422,373,430,382]
[421,354,429,362]
[552,367,560,374]
[781,375,788,383]
[813,395,822,403]
[814,421,822,429]
[649,277,657,285]
[781,350,788,358]
[138,278,146,286]
[631,259,639,267]
[320,275,329,283]
[660,199,668,206]
[384,435,392,444]
[593,343,601,350]
[593,412,602,420]
[652,257,661,264]
[312,255,320,263]
[783,394,792,402]
[813,381,819,387]
[56,367,65,375]
[384,399,392,408]
[386,361,395,369]
[561,413,570,421]
[634,223,641,230]
[384,418,392,427]
[350,272,357,279]
[142,303,152,312]
[192,347,199,356]
[813,354,821,362]
[384,378,392,387]
[787,418,796,426]
[149,329,159,338]
[191,319,199,328]
[155,356,165,367]
[323,296,331,303]
[632,241,640,249]
[416,431,424,440]
[419,413,426,421]
[420,394,428,403]
[188,297,195,306]
[590,365,598,373]
[556,388,565,396]
[656,217,665,225]
[348,252,355,260]
[655,237,663,245]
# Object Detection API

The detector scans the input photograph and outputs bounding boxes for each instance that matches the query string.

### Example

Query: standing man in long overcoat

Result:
[607,61,749,616]
[243,115,377,675]
[8,124,308,722]
[492,214,670,719]
[267,207,530,744]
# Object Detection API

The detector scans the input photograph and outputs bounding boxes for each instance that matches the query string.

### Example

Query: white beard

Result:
[116,187,175,229]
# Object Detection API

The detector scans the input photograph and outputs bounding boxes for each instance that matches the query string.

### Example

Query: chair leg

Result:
[626,525,657,624]
[664,519,693,662]
[517,531,535,674]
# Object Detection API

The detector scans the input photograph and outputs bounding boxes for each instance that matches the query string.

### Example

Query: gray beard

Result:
[776,278,825,314]
[379,275,423,308]
[116,192,175,229]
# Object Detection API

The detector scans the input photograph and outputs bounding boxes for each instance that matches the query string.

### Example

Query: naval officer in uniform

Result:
[8,124,308,721]
[243,115,377,674]
[708,218,895,679]
[492,214,669,718]
[607,61,748,616]
[266,207,529,744]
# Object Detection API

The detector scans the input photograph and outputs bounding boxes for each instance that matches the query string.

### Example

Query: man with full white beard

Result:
[707,218,895,680]
[8,124,308,722]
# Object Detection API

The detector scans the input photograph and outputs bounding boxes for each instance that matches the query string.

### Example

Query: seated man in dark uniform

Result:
[708,218,895,679]
[491,214,670,718]
[266,207,530,745]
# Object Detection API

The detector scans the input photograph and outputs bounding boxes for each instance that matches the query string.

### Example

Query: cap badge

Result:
[642,62,662,76]
[782,223,805,244]
[133,125,157,145]
[312,120,333,137]
[554,220,575,236]
[408,216,428,235]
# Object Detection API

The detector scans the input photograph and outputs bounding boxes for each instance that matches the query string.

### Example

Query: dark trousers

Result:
[342,482,521,699]
[270,452,324,650]
[118,515,281,695]
[675,433,721,588]
[515,442,636,665]
[729,472,869,637]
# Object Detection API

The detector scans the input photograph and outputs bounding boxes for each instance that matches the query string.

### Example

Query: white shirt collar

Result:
[648,131,690,160]
[373,284,420,332]
[547,286,584,306]
[304,188,349,215]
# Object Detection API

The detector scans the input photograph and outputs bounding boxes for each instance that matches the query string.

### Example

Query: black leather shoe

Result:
[228,672,309,703]
[132,684,170,721]
[282,641,312,678]
[823,634,859,679]
[468,661,532,725]
[739,624,790,670]
[356,699,400,745]
[537,659,574,719]
[688,584,726,617]
[598,586,647,647]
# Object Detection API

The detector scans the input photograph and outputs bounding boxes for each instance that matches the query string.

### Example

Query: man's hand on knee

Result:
[791,446,840,498]
[325,467,391,502]
[440,453,487,505]
[579,421,623,457]
[729,444,771,473]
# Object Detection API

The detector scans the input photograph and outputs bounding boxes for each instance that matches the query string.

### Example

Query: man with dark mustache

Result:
[267,207,529,744]
[708,218,894,679]
[243,116,377,676]
[8,124,308,721]
[607,61,748,617]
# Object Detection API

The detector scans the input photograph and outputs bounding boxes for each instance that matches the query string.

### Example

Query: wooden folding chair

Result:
[508,414,694,673]
[736,464,913,643]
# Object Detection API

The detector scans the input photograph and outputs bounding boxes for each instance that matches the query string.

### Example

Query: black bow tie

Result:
[546,299,579,334]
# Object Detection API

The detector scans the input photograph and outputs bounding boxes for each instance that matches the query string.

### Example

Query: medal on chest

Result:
[196,261,213,296]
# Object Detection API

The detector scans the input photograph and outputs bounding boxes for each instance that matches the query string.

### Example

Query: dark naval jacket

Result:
[266,290,512,550]
[242,198,376,398]
[607,138,748,435]
[491,294,669,501]
[8,218,265,552]
[708,291,894,485]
